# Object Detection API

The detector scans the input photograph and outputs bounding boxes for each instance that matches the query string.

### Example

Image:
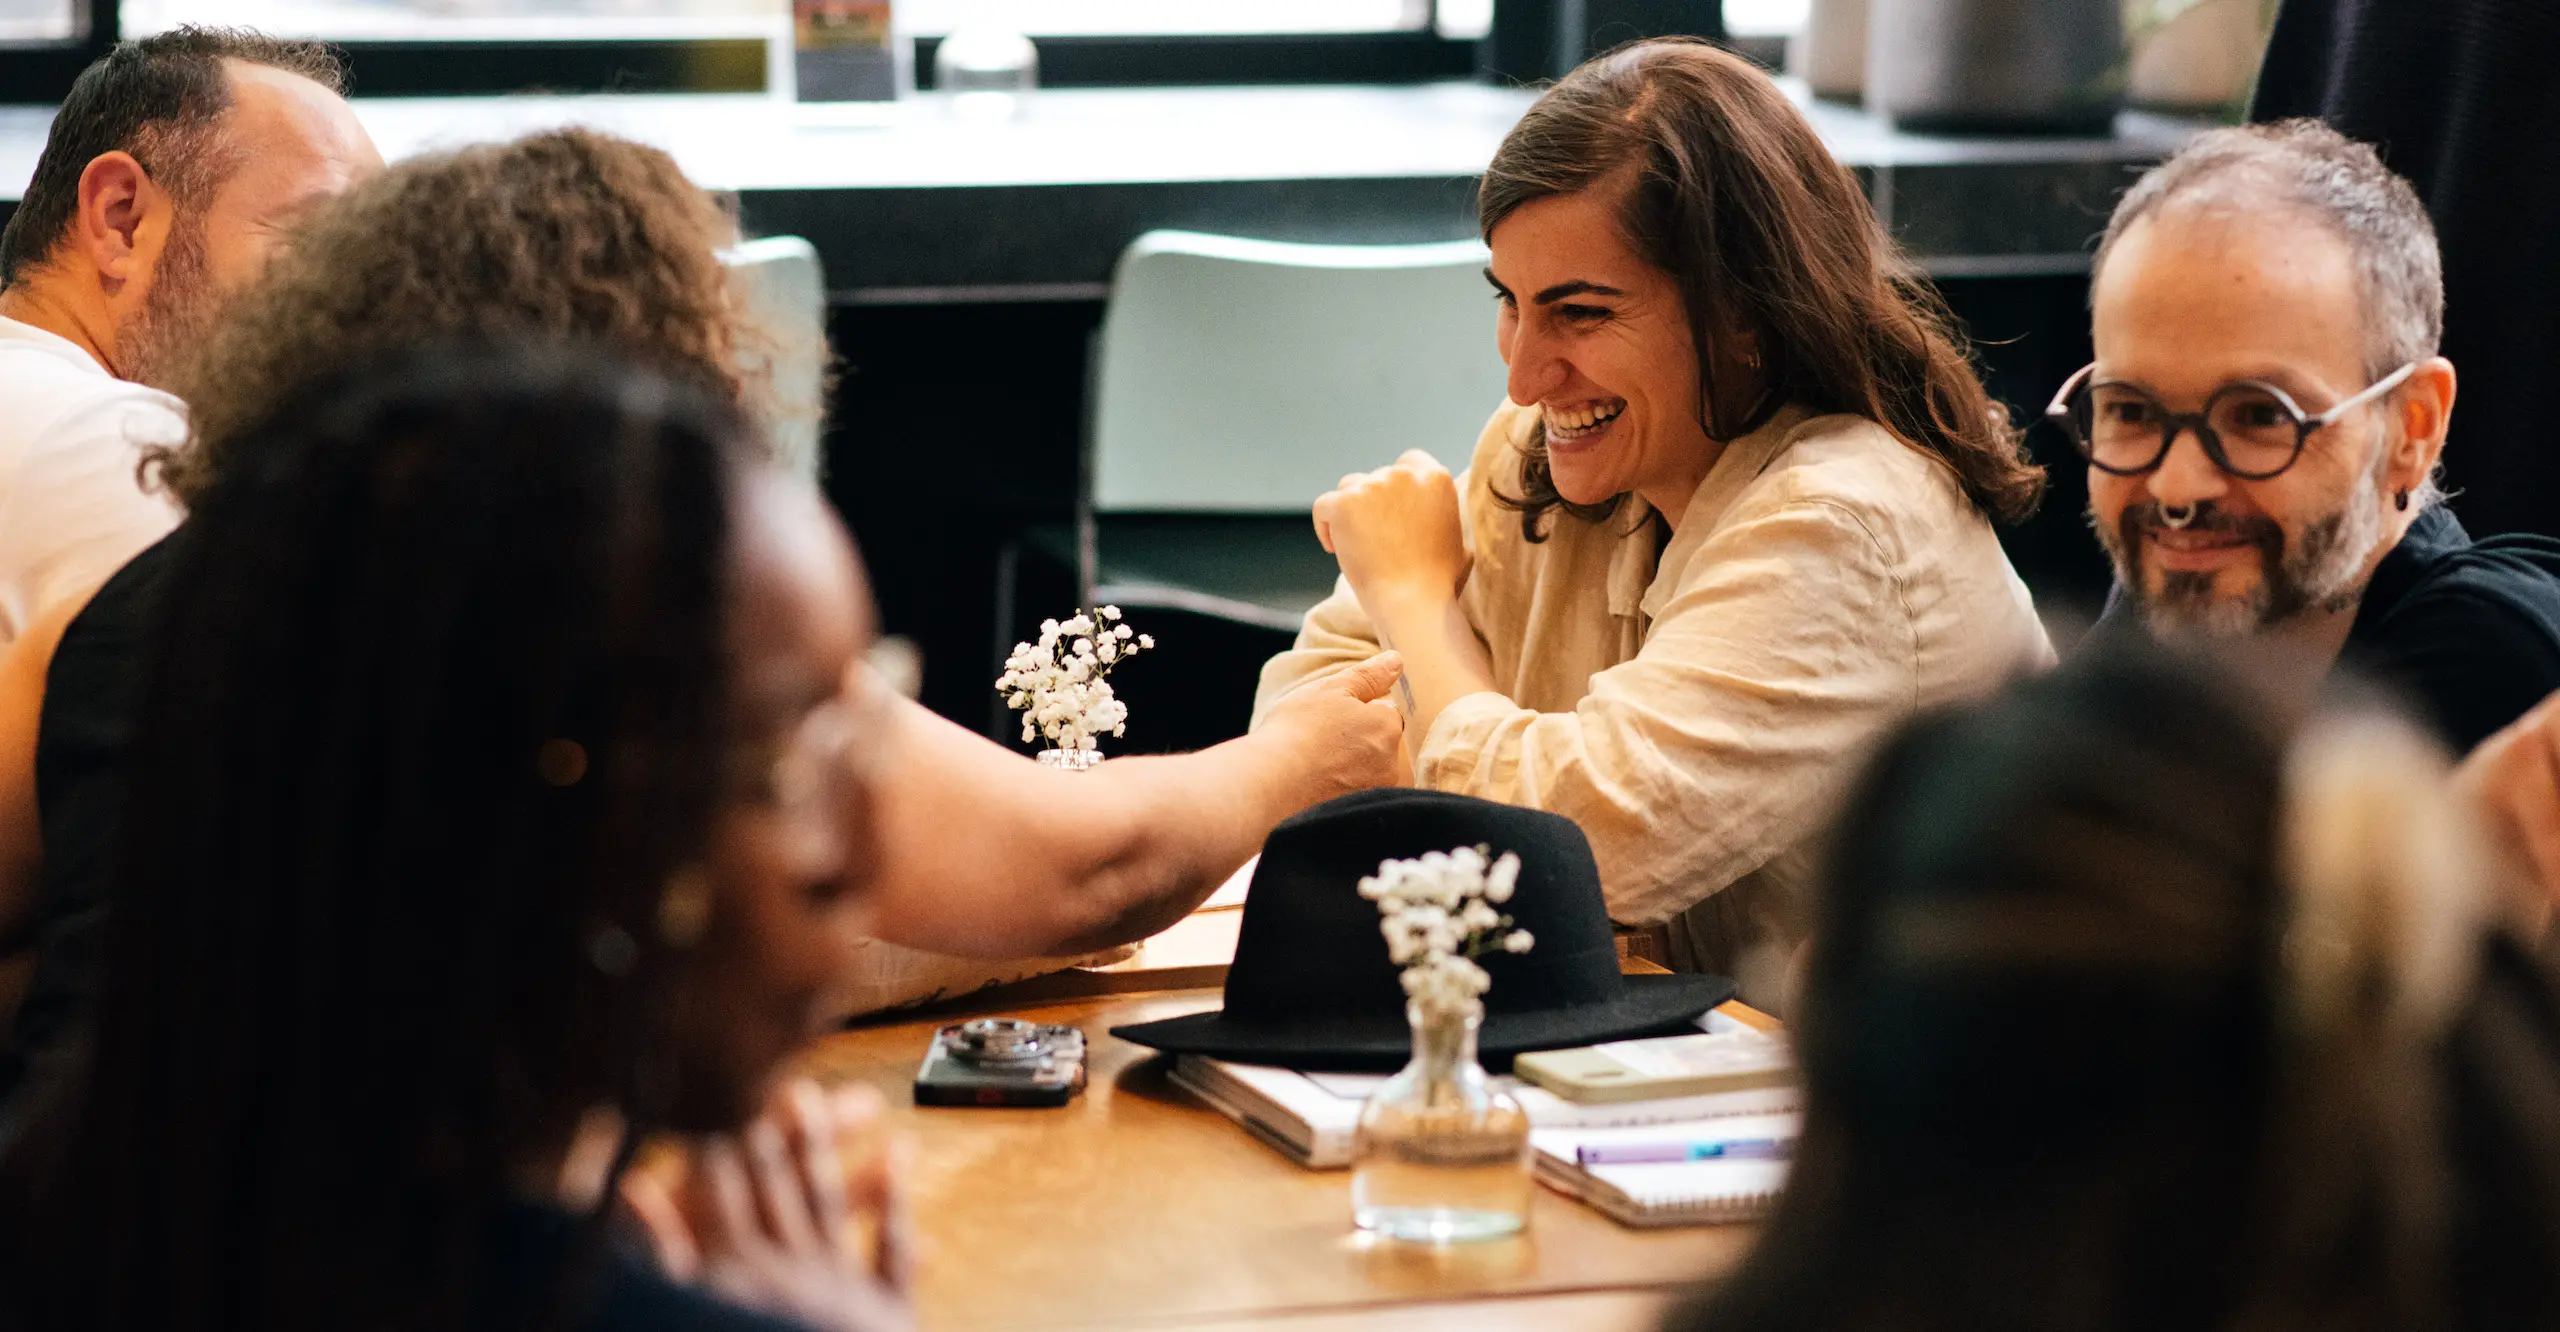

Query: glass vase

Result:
[1350,1002,1533,1243]
[935,0,1038,124]
[1035,747,1103,772]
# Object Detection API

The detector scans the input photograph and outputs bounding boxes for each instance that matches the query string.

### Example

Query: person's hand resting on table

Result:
[1313,451,1498,749]
[624,1078,915,1332]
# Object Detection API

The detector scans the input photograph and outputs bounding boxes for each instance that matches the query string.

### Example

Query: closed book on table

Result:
[1513,1026,1792,1104]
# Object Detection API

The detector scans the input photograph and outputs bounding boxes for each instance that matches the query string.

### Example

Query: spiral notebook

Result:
[1530,1113,1798,1228]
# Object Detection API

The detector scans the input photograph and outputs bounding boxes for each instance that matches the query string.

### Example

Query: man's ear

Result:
[2393,356,2458,493]
[69,151,160,287]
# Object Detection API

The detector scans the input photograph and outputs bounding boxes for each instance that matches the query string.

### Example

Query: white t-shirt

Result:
[0,314,186,646]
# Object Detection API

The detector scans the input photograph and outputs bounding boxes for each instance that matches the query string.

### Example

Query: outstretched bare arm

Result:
[860,652,1406,958]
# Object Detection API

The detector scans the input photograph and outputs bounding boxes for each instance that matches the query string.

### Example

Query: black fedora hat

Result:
[1112,789,1733,1071]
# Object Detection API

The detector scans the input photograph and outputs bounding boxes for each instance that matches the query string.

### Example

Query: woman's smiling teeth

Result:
[1546,399,1626,441]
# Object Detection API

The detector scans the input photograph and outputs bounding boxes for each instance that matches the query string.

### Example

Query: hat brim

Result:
[1109,973,1737,1073]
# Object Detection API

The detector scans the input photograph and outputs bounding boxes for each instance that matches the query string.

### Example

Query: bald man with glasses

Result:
[2063,120,2560,751]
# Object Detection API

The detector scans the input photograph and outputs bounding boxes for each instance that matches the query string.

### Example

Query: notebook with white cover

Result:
[1167,1011,1799,1169]
[1531,1113,1799,1228]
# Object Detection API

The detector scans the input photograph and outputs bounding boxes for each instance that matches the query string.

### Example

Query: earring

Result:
[2395,489,2410,512]
[1744,350,1763,370]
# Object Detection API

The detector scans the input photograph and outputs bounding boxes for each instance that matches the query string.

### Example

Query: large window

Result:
[125,0,787,43]
[0,0,81,44]
[118,0,1479,42]
[94,0,1490,94]
[7,1,1783,98]
[904,2,1464,39]
[1721,0,1807,40]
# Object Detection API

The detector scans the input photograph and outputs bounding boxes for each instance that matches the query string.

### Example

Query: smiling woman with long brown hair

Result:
[1255,39,2053,1005]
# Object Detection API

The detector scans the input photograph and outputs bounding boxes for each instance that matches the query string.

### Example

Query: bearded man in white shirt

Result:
[0,27,380,646]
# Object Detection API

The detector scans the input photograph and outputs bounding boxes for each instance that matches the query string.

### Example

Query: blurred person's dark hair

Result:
[1670,641,2560,1332]
[142,126,778,507]
[1477,37,2043,541]
[0,343,750,1332]
[0,26,345,289]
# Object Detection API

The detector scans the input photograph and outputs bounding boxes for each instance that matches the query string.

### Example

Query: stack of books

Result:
[1172,1011,1801,1226]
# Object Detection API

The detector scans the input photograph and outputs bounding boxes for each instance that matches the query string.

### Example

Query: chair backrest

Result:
[721,235,828,484]
[1091,231,1511,514]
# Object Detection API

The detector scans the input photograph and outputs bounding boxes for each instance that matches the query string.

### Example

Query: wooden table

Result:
[797,966,1766,1330]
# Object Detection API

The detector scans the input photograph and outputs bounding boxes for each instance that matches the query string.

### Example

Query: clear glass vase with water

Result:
[1350,1001,1533,1243]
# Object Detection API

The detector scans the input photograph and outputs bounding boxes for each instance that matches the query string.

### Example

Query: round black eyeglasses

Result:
[2044,362,2417,481]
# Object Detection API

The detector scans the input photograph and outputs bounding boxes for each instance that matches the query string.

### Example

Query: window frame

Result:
[0,0,116,105]
[915,29,1477,90]
[3,1,1733,100]
[3,0,1504,98]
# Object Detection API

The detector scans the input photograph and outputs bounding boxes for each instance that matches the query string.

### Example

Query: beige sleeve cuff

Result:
[1249,573,1383,732]
[1413,689,1523,789]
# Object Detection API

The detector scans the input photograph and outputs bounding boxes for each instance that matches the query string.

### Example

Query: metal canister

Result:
[1866,0,2125,134]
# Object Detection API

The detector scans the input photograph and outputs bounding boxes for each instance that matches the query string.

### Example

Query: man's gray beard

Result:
[113,214,214,392]
[2093,466,2386,642]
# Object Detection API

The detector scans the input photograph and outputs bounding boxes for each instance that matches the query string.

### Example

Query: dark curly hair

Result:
[144,126,780,506]
[1480,39,2045,541]
[0,343,753,1332]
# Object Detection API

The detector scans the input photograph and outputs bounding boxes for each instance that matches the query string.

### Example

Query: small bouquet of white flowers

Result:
[1358,845,1534,1015]
[997,605,1153,762]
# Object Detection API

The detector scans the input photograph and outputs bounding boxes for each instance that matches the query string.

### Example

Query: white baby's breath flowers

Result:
[1358,845,1534,1017]
[997,606,1153,755]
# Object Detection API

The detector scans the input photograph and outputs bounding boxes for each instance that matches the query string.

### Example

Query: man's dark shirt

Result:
[2097,506,2560,753]
[0,532,175,1112]
[2343,505,2560,751]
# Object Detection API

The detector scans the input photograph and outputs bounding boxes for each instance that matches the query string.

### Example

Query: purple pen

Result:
[1575,1137,1793,1167]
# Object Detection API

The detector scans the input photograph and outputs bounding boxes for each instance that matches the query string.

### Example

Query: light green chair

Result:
[996,229,1512,747]
[722,235,829,485]
[1070,229,1514,629]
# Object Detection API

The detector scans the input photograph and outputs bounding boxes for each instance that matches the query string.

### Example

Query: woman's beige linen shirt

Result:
[1253,400,2054,1006]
